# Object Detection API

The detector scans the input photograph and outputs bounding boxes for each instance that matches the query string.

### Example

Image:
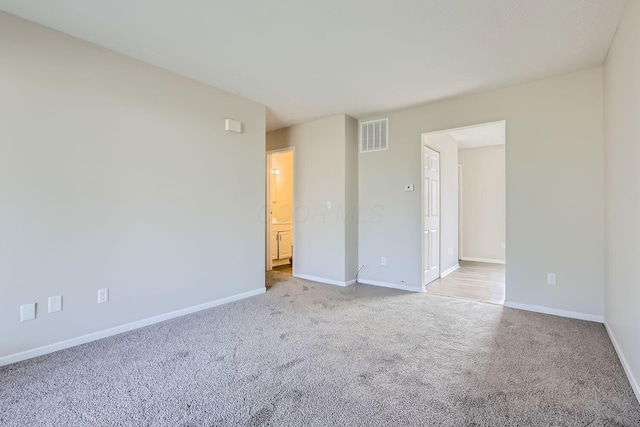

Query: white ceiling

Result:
[447,121,506,149]
[0,0,627,131]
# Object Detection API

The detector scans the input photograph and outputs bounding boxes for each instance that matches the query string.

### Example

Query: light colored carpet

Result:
[1,272,639,426]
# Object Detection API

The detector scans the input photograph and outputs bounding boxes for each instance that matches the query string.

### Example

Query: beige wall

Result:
[459,145,506,262]
[603,0,640,401]
[0,12,266,360]
[345,116,359,281]
[270,151,293,223]
[359,67,604,317]
[266,115,358,285]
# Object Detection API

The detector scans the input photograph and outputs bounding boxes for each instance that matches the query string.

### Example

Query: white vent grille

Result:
[360,118,388,153]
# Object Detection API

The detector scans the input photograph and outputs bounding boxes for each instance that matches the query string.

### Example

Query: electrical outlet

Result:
[547,273,557,285]
[326,201,331,209]
[502,243,506,249]
[448,248,453,255]
[48,295,62,313]
[404,184,414,192]
[381,257,387,266]
[98,288,109,304]
[20,303,36,322]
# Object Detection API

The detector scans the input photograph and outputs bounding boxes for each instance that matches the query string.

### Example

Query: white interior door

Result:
[423,145,440,286]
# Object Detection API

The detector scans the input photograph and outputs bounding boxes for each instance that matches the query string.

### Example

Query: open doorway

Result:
[421,121,506,305]
[266,149,294,277]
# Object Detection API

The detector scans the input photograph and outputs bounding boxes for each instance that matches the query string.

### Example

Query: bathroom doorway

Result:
[266,149,294,276]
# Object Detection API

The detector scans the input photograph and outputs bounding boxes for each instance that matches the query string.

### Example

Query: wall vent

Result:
[360,118,388,153]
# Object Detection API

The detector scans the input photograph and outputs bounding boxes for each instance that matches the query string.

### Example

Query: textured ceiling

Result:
[448,121,506,149]
[0,0,627,130]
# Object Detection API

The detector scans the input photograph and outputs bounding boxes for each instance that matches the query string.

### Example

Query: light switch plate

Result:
[20,303,36,322]
[48,295,62,313]
[547,273,557,285]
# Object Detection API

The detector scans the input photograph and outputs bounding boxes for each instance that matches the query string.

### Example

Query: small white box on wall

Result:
[225,118,242,133]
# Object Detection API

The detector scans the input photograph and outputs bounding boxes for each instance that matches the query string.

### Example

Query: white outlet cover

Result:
[20,303,36,322]
[547,273,557,285]
[98,288,109,304]
[48,295,62,313]
[404,184,414,191]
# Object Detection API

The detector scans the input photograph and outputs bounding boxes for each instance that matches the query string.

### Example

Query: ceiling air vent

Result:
[360,118,388,153]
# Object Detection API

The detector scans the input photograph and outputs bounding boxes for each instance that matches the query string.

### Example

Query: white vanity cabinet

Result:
[278,230,292,258]
[271,223,292,266]
[270,231,279,261]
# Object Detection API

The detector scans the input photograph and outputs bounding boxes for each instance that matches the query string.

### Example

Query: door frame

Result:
[420,119,507,290]
[458,163,463,259]
[265,147,295,272]
[420,141,442,288]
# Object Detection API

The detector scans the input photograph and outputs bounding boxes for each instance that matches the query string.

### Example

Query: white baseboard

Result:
[460,257,505,264]
[357,278,422,293]
[504,301,603,323]
[604,321,640,404]
[0,287,266,367]
[440,264,460,278]
[293,274,354,287]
